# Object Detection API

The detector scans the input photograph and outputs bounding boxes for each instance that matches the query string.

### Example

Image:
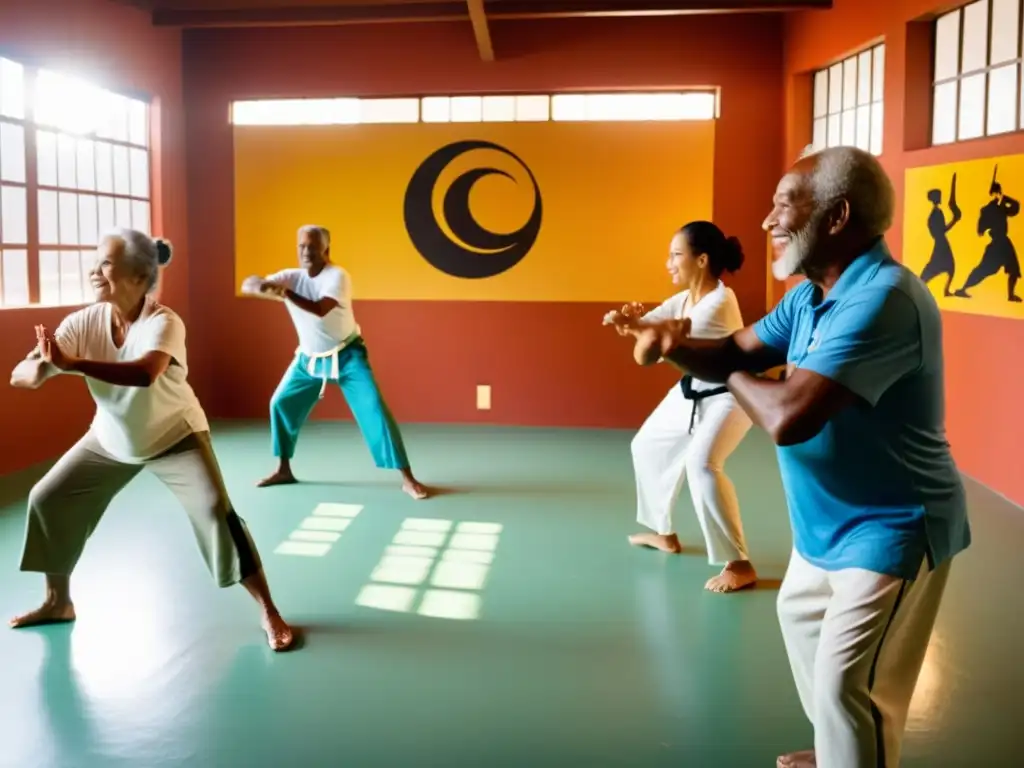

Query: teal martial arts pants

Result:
[269,338,409,470]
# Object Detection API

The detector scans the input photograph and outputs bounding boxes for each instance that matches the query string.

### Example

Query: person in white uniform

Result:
[605,221,757,593]
[241,225,427,500]
[9,229,294,652]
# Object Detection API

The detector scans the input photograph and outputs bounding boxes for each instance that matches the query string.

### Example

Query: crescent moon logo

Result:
[403,140,543,279]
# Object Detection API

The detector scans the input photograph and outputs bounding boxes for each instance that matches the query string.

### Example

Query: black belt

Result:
[679,375,729,434]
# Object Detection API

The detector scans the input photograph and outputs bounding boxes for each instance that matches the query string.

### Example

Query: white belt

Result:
[298,330,360,399]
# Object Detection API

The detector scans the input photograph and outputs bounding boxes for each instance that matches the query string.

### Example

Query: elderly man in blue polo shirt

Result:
[625,146,970,768]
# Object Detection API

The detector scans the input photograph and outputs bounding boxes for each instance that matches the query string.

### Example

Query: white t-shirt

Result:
[54,300,209,463]
[642,280,744,391]
[267,264,359,356]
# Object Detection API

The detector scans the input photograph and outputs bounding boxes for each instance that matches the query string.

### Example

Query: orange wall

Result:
[784,0,1024,505]
[182,16,783,428]
[0,0,188,475]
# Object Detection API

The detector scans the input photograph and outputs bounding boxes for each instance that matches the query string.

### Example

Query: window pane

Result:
[0,58,26,119]
[870,101,884,155]
[841,108,856,145]
[98,195,115,235]
[129,148,149,199]
[935,11,962,81]
[115,198,132,228]
[483,96,515,122]
[2,249,29,305]
[57,134,77,189]
[813,70,829,118]
[132,200,151,232]
[812,117,827,150]
[39,251,60,305]
[1,185,28,244]
[0,122,26,183]
[958,72,986,140]
[79,194,99,246]
[987,64,1018,135]
[420,97,450,123]
[933,81,958,144]
[962,1,990,73]
[100,94,130,142]
[80,251,94,301]
[38,190,59,245]
[827,114,842,147]
[35,70,105,135]
[37,131,58,187]
[359,98,417,124]
[991,0,1020,65]
[450,96,482,122]
[128,99,148,146]
[59,192,79,245]
[514,95,549,121]
[95,142,114,194]
[828,63,843,113]
[112,146,131,196]
[872,45,885,102]
[855,105,871,150]
[60,251,83,304]
[552,94,587,121]
[76,140,96,191]
[843,58,858,110]
[857,51,873,106]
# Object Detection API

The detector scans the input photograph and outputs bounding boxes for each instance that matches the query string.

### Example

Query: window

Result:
[810,44,885,155]
[0,56,152,308]
[932,0,1023,145]
[231,91,719,126]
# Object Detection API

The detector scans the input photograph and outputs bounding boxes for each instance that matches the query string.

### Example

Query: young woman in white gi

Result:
[606,221,757,593]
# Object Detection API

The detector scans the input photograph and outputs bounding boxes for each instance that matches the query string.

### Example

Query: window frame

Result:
[0,52,154,309]
[808,42,886,157]
[931,0,1024,145]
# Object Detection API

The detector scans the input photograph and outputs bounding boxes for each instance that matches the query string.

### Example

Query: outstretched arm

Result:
[634,324,786,380]
[10,348,60,390]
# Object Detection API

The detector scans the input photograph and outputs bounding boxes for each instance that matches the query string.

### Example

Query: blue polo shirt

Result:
[753,239,970,580]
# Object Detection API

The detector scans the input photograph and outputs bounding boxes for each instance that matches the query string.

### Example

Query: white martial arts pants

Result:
[777,549,952,768]
[631,384,752,564]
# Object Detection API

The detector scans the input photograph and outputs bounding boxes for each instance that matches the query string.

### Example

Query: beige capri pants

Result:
[20,430,262,588]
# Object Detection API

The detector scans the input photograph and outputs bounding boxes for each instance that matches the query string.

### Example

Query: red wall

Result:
[182,16,783,428]
[0,0,188,475]
[784,0,1024,505]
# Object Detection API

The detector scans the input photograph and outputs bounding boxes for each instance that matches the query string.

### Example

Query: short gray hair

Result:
[298,225,331,250]
[801,146,895,238]
[104,228,173,293]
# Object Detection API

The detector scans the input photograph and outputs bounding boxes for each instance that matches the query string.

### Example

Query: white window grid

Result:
[230,90,720,126]
[932,0,1024,145]
[0,55,152,308]
[810,43,885,156]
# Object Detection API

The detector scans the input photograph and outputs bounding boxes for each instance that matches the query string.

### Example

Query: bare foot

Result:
[628,532,683,554]
[402,478,429,500]
[262,612,295,652]
[10,601,76,629]
[705,560,758,593]
[777,750,815,767]
[257,470,297,488]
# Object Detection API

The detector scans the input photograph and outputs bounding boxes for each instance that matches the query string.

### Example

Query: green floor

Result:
[0,421,1021,767]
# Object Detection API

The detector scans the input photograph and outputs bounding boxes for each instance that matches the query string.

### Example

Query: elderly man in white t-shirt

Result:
[241,225,427,500]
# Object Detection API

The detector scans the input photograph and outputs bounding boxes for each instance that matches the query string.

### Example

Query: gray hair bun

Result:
[155,238,174,266]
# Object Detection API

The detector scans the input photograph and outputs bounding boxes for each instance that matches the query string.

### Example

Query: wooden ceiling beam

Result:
[151,0,832,28]
[467,0,494,61]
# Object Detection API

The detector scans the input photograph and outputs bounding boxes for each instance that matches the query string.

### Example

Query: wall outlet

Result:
[476,384,491,410]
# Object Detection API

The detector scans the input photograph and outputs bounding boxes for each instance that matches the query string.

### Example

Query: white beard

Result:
[771,212,822,281]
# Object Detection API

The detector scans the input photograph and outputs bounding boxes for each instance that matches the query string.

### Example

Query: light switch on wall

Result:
[476,384,491,410]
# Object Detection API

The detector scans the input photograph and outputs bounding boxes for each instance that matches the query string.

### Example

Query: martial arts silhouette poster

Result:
[904,154,1024,319]
[232,121,714,302]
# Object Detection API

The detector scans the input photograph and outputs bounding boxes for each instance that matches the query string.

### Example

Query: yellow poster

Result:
[904,154,1024,319]
[233,121,714,302]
